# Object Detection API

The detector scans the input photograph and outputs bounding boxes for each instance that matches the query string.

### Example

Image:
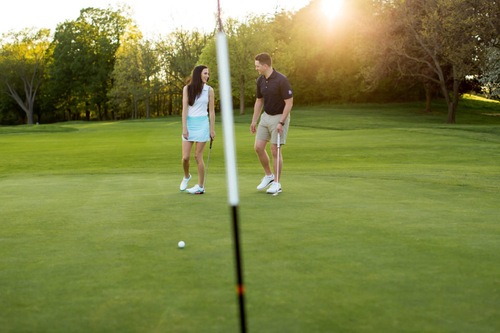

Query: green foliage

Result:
[0,28,51,124]
[48,7,131,120]
[230,17,276,113]
[480,47,500,99]
[109,28,150,119]
[362,0,500,122]
[156,29,211,116]
[200,17,276,114]
[1,0,499,124]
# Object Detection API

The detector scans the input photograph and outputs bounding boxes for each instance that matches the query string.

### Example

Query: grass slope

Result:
[1,99,499,332]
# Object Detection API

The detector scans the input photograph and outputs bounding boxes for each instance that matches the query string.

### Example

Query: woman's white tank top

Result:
[188,84,210,117]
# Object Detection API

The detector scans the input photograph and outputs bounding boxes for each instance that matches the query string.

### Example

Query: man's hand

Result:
[250,122,257,134]
[277,123,283,135]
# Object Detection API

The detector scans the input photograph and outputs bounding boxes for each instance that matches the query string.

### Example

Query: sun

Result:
[320,0,344,20]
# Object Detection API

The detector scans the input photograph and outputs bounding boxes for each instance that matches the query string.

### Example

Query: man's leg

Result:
[254,139,275,190]
[255,139,272,175]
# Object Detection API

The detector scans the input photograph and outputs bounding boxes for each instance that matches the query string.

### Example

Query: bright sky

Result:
[0,0,312,37]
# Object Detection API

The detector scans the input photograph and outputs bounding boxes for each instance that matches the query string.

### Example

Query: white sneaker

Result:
[186,184,205,194]
[257,174,274,190]
[266,182,282,194]
[180,174,191,191]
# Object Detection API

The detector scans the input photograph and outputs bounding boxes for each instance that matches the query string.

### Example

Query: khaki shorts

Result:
[256,112,290,144]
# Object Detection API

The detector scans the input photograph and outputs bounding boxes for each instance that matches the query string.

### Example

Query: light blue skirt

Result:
[182,116,210,142]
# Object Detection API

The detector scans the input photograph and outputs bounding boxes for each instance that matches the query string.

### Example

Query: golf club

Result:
[203,138,213,189]
[273,133,281,197]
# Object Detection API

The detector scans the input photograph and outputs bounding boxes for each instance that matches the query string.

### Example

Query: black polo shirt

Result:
[256,69,293,115]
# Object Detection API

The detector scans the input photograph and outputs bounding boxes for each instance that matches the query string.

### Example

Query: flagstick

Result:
[215,6,247,332]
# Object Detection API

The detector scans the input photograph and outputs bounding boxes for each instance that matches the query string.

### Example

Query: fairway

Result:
[1,102,500,332]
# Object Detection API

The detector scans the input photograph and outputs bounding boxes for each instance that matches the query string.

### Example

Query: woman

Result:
[180,65,216,194]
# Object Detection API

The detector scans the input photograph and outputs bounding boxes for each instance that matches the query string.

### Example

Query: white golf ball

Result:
[178,241,185,249]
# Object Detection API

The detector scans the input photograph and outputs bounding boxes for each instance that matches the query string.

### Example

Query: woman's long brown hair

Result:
[187,65,207,106]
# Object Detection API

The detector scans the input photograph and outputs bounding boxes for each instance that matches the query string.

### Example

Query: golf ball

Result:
[178,241,185,249]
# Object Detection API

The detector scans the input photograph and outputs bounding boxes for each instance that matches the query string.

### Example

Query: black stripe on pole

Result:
[231,205,247,333]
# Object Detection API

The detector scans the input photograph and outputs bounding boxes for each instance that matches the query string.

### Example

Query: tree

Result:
[140,40,161,118]
[367,0,499,123]
[230,17,275,114]
[49,7,130,120]
[156,29,210,115]
[109,27,147,119]
[0,29,51,124]
[479,47,500,99]
[478,1,500,99]
[199,16,275,115]
[275,0,367,104]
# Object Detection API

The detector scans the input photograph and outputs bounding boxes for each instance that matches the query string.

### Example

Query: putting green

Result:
[1,100,499,332]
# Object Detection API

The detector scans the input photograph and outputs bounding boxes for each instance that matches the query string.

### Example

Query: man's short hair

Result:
[255,53,272,67]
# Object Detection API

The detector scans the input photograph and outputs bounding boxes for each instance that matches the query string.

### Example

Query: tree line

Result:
[0,0,498,125]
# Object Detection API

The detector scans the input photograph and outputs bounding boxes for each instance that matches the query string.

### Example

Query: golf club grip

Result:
[210,138,213,149]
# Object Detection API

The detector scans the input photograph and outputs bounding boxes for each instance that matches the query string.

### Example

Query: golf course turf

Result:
[1,97,499,332]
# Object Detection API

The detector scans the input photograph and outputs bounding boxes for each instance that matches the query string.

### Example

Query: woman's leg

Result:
[194,141,207,186]
[182,140,194,178]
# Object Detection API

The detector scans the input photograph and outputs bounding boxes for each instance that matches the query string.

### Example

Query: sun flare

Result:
[320,0,344,20]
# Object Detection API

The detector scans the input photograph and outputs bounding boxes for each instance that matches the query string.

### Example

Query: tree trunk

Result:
[440,83,452,121]
[424,81,432,113]
[146,95,150,119]
[168,91,174,115]
[5,83,35,124]
[446,102,456,124]
[239,75,245,115]
[446,69,460,124]
[133,97,138,119]
[85,102,90,121]
[26,107,34,125]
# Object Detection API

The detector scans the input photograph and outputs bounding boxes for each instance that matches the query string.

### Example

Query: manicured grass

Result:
[1,98,499,332]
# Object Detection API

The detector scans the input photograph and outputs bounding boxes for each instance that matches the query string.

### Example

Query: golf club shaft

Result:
[276,133,281,184]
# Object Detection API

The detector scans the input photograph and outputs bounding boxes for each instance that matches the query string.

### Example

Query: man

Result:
[250,53,293,194]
